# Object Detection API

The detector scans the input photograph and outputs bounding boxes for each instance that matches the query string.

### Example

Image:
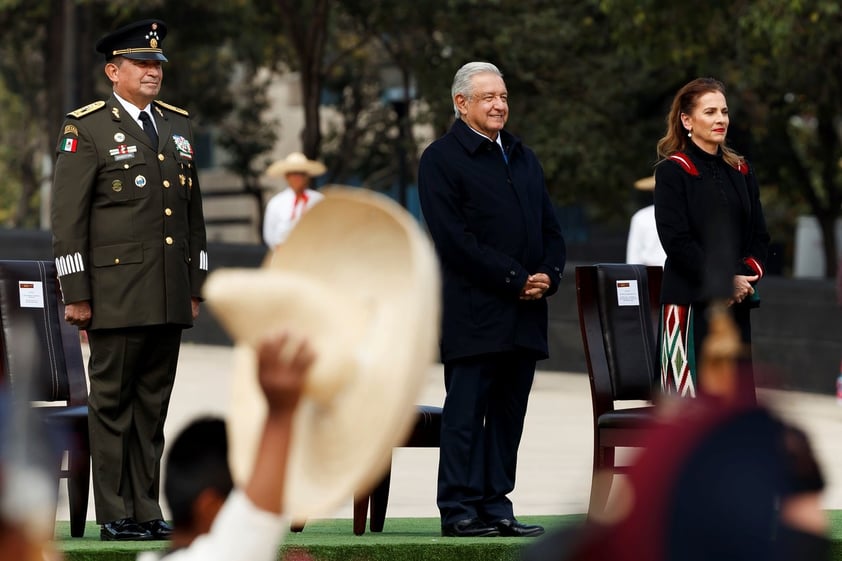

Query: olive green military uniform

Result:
[50,95,208,524]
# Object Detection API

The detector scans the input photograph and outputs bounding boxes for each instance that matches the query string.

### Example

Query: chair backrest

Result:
[576,264,662,408]
[0,260,87,405]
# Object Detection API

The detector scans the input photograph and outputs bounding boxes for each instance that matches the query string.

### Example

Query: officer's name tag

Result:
[19,281,44,308]
[616,280,640,307]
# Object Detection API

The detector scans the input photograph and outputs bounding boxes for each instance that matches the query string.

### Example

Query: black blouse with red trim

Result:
[653,141,770,306]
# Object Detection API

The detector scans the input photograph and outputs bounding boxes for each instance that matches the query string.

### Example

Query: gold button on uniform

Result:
[158,154,165,161]
[165,236,173,245]
[164,208,172,216]
[114,258,120,264]
[163,180,170,188]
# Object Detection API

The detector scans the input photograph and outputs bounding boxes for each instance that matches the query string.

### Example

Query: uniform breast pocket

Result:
[101,154,150,201]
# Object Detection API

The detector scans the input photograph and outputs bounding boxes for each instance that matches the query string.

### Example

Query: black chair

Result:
[0,260,90,537]
[575,264,662,515]
[291,404,442,535]
[354,404,441,535]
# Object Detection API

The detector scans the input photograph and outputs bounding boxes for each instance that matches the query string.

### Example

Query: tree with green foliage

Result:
[1,0,840,278]
[598,0,842,276]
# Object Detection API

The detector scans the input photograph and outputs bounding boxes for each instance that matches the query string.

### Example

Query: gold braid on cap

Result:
[111,47,163,56]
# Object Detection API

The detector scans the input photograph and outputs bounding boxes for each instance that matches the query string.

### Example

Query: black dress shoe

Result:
[100,518,153,541]
[495,518,545,537]
[141,519,173,540]
[442,518,501,537]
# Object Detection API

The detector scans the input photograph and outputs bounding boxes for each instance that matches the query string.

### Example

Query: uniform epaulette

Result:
[67,101,106,119]
[153,100,189,116]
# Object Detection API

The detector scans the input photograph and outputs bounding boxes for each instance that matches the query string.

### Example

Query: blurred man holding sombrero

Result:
[262,152,326,248]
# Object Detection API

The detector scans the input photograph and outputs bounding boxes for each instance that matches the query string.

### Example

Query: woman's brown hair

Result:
[656,77,743,169]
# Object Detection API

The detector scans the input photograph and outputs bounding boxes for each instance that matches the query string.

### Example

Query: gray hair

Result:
[451,62,503,119]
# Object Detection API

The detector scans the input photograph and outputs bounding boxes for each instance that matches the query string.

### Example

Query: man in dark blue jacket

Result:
[418,61,566,538]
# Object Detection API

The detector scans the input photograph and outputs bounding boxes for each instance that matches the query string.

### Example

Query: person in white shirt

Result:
[137,332,314,561]
[626,175,667,267]
[262,152,326,248]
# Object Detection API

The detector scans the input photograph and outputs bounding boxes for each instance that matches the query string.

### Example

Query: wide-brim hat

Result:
[202,187,441,520]
[265,152,327,178]
[95,19,168,62]
[634,176,656,191]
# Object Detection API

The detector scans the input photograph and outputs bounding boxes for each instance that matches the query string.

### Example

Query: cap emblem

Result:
[146,26,160,49]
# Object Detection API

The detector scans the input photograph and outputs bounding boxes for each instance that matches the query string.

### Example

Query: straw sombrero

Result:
[202,187,440,520]
[634,176,656,191]
[265,152,327,178]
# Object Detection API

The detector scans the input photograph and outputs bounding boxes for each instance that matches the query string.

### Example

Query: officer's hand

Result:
[191,297,200,320]
[64,301,92,328]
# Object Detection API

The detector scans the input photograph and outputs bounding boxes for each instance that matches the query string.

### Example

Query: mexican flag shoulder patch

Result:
[60,137,78,153]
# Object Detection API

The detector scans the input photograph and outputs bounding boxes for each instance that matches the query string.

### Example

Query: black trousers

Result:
[86,325,182,523]
[437,351,536,526]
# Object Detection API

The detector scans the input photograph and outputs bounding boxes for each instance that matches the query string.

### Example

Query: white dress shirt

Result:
[113,91,158,135]
[136,490,288,561]
[262,187,324,248]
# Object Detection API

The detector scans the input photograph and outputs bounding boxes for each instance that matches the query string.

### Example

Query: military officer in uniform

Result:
[50,19,208,541]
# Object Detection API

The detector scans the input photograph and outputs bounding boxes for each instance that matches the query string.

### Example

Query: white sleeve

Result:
[263,194,281,247]
[148,490,288,561]
[305,189,324,210]
[264,191,299,247]
[626,210,645,264]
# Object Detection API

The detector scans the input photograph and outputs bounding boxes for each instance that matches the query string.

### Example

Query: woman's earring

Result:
[687,130,692,138]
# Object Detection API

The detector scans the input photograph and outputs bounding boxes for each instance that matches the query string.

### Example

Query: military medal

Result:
[114,132,125,142]
[135,175,147,188]
[172,135,193,160]
[112,180,123,192]
[109,144,137,161]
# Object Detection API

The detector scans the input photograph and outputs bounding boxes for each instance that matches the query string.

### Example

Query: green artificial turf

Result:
[55,516,577,561]
[54,512,842,561]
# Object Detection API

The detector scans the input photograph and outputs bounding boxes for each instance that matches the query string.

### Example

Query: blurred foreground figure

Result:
[138,333,313,561]
[524,307,830,561]
[0,392,63,561]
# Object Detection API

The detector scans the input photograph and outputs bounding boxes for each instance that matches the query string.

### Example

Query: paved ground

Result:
[56,342,842,523]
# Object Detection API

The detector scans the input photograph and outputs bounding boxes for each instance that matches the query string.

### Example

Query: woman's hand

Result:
[730,274,759,305]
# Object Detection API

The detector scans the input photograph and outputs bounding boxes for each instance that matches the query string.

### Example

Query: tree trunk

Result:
[277,0,329,160]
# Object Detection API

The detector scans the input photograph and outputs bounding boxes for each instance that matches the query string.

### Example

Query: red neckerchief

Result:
[291,191,309,219]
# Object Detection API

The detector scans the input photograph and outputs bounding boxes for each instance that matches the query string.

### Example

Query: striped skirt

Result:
[660,304,697,397]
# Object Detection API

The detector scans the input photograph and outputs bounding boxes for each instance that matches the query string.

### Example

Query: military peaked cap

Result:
[95,19,168,62]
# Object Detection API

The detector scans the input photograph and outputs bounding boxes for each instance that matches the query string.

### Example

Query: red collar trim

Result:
[668,152,699,176]
[670,152,750,176]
